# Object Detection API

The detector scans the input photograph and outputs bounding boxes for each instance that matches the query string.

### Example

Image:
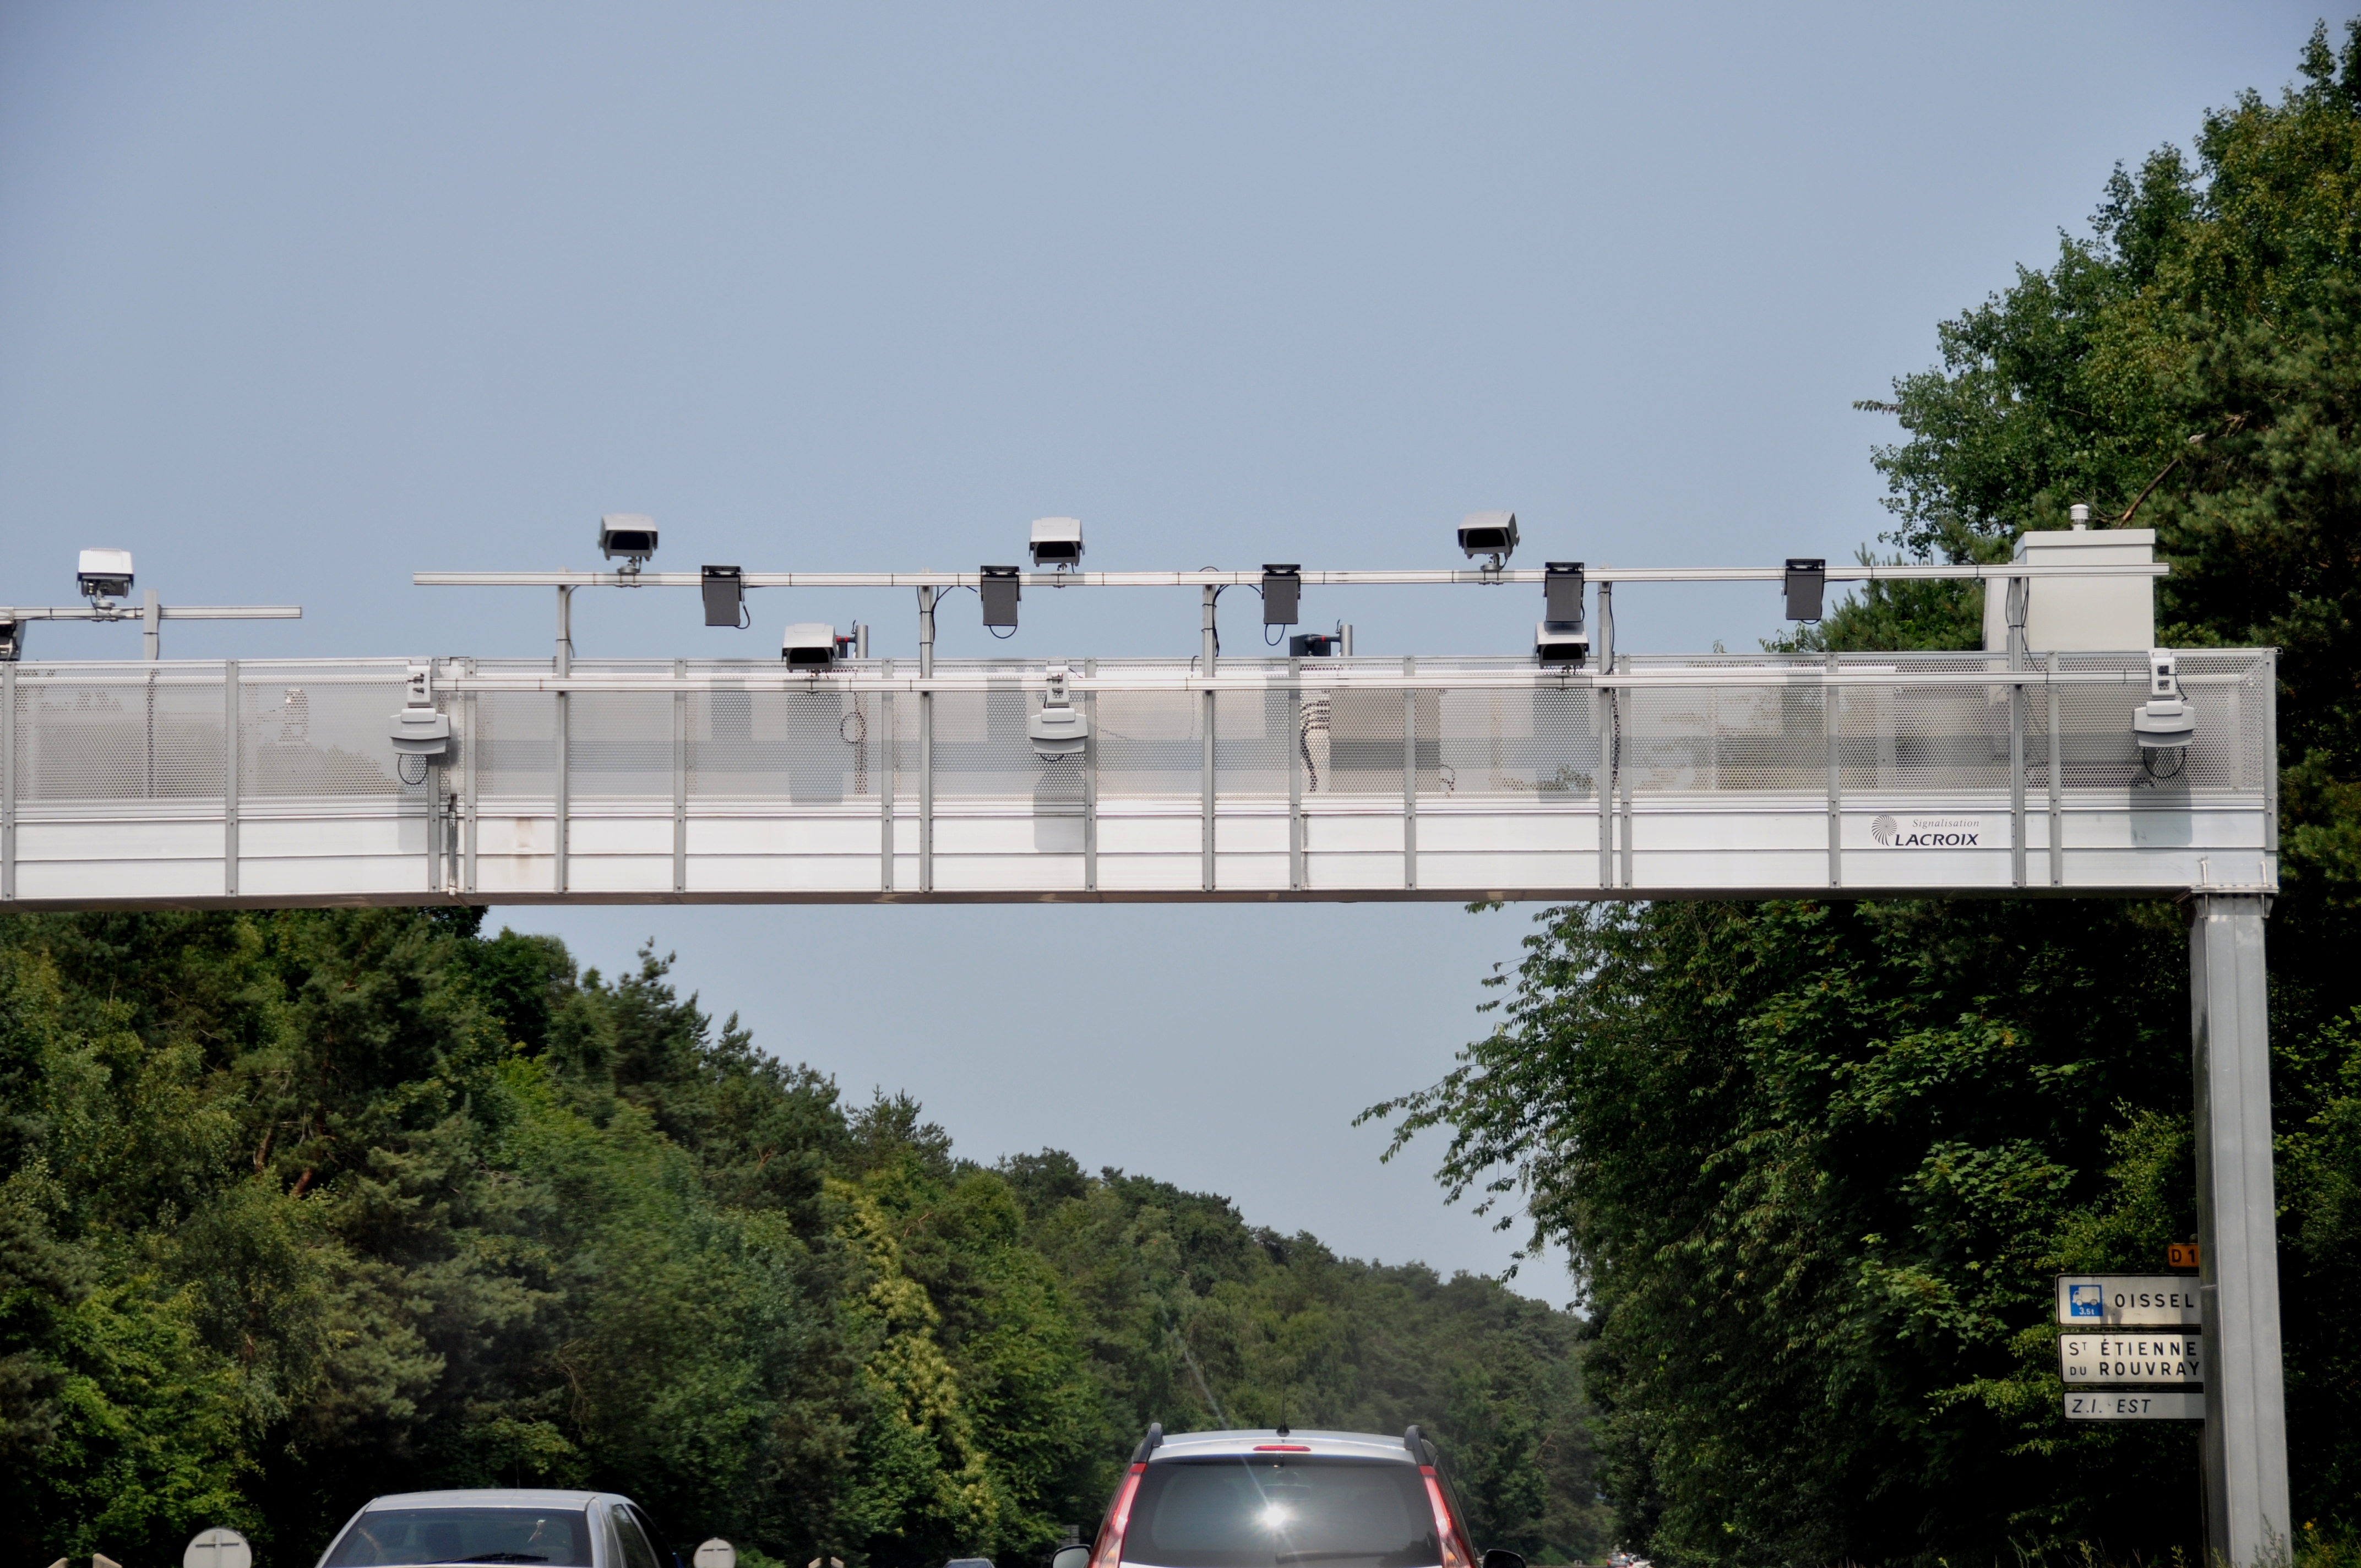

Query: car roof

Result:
[1148,1429,1417,1463]
[362,1490,608,1509]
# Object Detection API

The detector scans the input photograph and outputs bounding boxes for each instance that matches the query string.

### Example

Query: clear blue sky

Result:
[0,1,2333,1296]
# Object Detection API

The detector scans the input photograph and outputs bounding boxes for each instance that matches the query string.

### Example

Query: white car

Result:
[315,1489,678,1568]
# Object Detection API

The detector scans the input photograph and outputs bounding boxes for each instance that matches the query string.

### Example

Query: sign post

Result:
[2190,895,2292,1565]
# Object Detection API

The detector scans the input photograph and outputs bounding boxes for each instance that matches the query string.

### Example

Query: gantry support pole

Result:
[2189,892,2291,1567]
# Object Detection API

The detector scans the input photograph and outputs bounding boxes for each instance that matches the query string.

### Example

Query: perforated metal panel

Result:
[689,686,878,801]
[1097,689,1201,798]
[570,691,673,799]
[0,650,2278,907]
[474,691,557,802]
[931,687,1038,802]
[1434,686,1600,798]
[1214,688,1288,799]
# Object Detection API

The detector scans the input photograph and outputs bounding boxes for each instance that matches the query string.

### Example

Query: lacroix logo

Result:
[1869,814,1983,848]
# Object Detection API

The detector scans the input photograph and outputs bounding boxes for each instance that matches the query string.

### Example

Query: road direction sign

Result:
[2065,1391,2205,1421]
[2055,1275,2203,1326]
[2059,1332,2204,1386]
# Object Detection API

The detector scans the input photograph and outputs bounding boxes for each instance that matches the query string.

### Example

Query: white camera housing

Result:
[782,622,840,668]
[1535,620,1590,667]
[599,514,659,570]
[388,665,451,758]
[1457,511,1518,562]
[1027,664,1090,757]
[78,547,134,600]
[1029,516,1084,567]
[2133,649,2197,749]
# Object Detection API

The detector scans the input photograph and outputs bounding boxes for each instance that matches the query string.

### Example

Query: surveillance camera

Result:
[599,514,658,570]
[388,666,451,759]
[1288,632,1336,657]
[0,618,21,662]
[1535,620,1589,667]
[2133,649,2196,749]
[77,547,134,600]
[1456,511,1518,563]
[1029,517,1084,567]
[1027,663,1090,758]
[782,623,840,669]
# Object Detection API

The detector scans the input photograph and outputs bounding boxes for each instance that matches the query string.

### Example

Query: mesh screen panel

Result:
[1318,688,1441,794]
[475,692,557,801]
[1096,690,1201,798]
[571,692,674,798]
[1434,687,1600,798]
[15,675,222,801]
[891,689,919,806]
[1623,682,1826,794]
[1214,688,1288,799]
[242,673,410,798]
[688,687,877,801]
[932,688,1037,802]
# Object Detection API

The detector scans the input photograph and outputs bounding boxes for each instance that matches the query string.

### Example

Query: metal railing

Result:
[0,649,2275,904]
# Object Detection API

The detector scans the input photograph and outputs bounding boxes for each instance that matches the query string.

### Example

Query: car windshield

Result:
[1123,1457,1439,1568]
[325,1508,594,1567]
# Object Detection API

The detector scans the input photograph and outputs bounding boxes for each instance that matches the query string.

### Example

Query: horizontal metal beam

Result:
[1,663,2222,694]
[414,562,2169,590]
[0,605,302,620]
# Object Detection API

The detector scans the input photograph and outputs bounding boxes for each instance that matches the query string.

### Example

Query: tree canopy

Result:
[1369,21,2361,1565]
[0,908,1604,1568]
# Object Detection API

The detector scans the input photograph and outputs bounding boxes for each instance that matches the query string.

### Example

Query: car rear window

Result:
[1123,1456,1438,1568]
[325,1507,594,1567]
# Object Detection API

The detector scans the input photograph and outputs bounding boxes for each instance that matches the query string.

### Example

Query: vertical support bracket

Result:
[1402,657,1417,891]
[224,660,239,897]
[463,673,478,896]
[880,665,896,893]
[554,587,571,895]
[673,658,688,895]
[1288,660,1304,892]
[2010,655,2027,889]
[553,685,569,895]
[1202,584,1217,894]
[2190,892,2292,1567]
[2264,649,2280,864]
[1619,662,1634,891]
[2047,652,2063,888]
[1597,584,1617,890]
[143,589,160,661]
[1084,657,1098,893]
[2,660,14,902]
[920,587,934,894]
[1826,650,1842,888]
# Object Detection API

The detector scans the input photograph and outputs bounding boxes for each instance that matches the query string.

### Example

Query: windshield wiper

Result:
[458,1554,551,1562]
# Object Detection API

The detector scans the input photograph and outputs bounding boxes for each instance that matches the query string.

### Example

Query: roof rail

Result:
[1131,1422,1165,1464]
[1403,1424,1429,1464]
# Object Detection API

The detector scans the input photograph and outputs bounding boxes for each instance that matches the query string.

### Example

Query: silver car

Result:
[1067,1427,1524,1568]
[314,1489,678,1568]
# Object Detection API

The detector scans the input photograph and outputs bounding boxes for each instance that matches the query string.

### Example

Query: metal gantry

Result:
[0,541,2292,1565]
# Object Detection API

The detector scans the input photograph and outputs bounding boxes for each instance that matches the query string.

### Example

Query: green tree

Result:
[1377,19,2361,1561]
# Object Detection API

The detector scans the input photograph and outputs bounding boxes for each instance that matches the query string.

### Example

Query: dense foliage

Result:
[1369,21,2361,1566]
[0,909,1604,1568]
